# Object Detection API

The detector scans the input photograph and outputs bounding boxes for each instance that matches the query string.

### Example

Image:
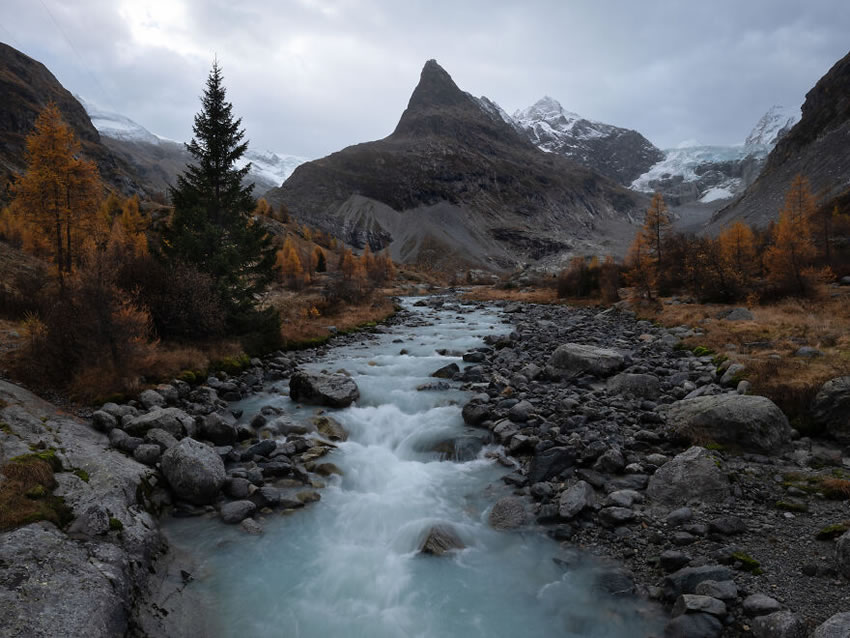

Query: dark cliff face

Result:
[0,43,140,197]
[266,60,644,269]
[707,49,850,233]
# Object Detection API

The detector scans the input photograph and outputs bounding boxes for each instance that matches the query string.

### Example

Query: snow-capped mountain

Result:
[508,97,664,185]
[630,105,801,205]
[744,105,800,148]
[78,98,306,192]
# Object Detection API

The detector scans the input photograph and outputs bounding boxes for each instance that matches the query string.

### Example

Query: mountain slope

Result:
[78,98,305,195]
[707,49,850,231]
[265,60,645,270]
[0,42,140,198]
[511,97,664,186]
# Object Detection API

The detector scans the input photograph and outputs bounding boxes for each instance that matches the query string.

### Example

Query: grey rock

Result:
[527,446,576,483]
[672,594,727,618]
[598,506,636,527]
[664,612,723,638]
[431,362,460,379]
[461,402,490,426]
[812,376,850,443]
[812,612,850,638]
[143,428,179,452]
[132,444,161,466]
[240,518,264,535]
[123,407,188,439]
[201,412,237,445]
[647,447,729,506]
[604,489,642,508]
[795,346,824,357]
[220,500,256,524]
[751,611,807,638]
[837,530,850,578]
[488,496,529,530]
[607,373,661,399]
[138,389,166,409]
[719,363,746,387]
[289,370,360,408]
[663,565,733,599]
[548,343,625,378]
[160,438,226,505]
[660,550,692,572]
[559,480,596,519]
[91,410,117,432]
[667,507,693,526]
[419,524,465,555]
[708,516,746,536]
[243,439,276,459]
[593,448,626,473]
[225,477,252,499]
[666,394,791,454]
[742,593,783,617]
[694,580,737,601]
[722,307,754,321]
[508,400,534,422]
[311,415,348,441]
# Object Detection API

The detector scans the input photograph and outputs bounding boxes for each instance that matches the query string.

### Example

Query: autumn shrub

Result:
[0,267,49,319]
[557,257,599,298]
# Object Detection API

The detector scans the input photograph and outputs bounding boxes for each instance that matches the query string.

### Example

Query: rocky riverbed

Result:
[2,292,850,637]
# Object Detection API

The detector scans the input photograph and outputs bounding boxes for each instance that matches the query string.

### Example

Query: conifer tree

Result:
[764,175,818,295]
[163,61,277,323]
[640,192,672,285]
[313,246,327,273]
[625,233,655,299]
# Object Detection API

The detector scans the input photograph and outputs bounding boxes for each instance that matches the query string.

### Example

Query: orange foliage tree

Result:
[625,233,655,299]
[718,221,758,289]
[11,102,102,287]
[277,236,304,288]
[641,192,672,283]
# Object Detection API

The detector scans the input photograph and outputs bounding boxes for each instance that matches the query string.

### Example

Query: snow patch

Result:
[700,187,735,203]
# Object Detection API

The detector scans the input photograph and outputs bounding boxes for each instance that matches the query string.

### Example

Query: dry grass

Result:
[639,286,850,429]
[0,450,72,532]
[821,478,850,500]
[462,286,561,304]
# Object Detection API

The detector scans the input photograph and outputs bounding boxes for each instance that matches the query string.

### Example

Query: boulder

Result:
[461,402,490,426]
[508,400,534,422]
[722,307,754,321]
[812,376,850,443]
[220,500,256,524]
[672,594,727,618]
[138,389,166,409]
[663,613,723,638]
[751,611,807,638]
[547,343,624,378]
[91,410,117,432]
[289,370,360,408]
[144,428,179,452]
[559,480,596,519]
[311,415,348,441]
[663,565,733,599]
[201,412,237,445]
[123,407,189,439]
[647,447,730,506]
[488,496,529,530]
[719,363,746,387]
[743,593,783,616]
[132,444,161,466]
[694,580,737,601]
[665,395,791,454]
[607,373,661,399]
[419,524,465,556]
[431,362,460,379]
[160,438,226,505]
[527,446,576,483]
[812,612,850,638]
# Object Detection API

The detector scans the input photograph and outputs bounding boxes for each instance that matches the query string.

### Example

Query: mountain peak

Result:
[405,59,467,111]
[744,104,800,148]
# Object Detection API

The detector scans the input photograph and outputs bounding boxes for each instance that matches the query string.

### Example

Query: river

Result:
[164,297,662,637]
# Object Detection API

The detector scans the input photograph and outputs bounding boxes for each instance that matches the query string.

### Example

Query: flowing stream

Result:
[164,298,662,638]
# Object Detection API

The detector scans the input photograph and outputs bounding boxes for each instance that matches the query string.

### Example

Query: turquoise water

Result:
[164,298,662,637]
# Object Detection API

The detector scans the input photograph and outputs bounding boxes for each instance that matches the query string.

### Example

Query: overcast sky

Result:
[2,0,848,159]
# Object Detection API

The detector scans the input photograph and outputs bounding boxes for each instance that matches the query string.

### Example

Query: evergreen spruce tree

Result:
[164,61,277,328]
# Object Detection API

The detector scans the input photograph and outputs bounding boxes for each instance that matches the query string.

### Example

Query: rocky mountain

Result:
[78,97,305,195]
[509,97,664,186]
[0,42,140,199]
[265,60,645,270]
[707,49,850,231]
[631,106,801,208]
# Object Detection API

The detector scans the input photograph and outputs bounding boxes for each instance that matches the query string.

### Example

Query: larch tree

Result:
[163,61,277,323]
[764,175,818,295]
[625,232,655,299]
[718,221,758,287]
[640,192,672,283]
[11,101,102,288]
[277,237,303,288]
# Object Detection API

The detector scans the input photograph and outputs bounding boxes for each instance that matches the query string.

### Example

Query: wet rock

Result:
[160,438,226,505]
[431,363,460,379]
[559,480,596,519]
[547,343,625,378]
[461,402,490,426]
[647,447,729,507]
[240,518,264,535]
[665,394,791,454]
[488,496,529,530]
[419,524,465,555]
[312,415,348,442]
[242,439,276,460]
[752,611,807,638]
[289,370,360,408]
[220,500,256,524]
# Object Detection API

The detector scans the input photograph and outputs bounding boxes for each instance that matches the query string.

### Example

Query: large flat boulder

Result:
[812,376,850,443]
[647,447,730,507]
[160,438,226,505]
[289,370,360,408]
[665,394,791,454]
[547,343,625,378]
